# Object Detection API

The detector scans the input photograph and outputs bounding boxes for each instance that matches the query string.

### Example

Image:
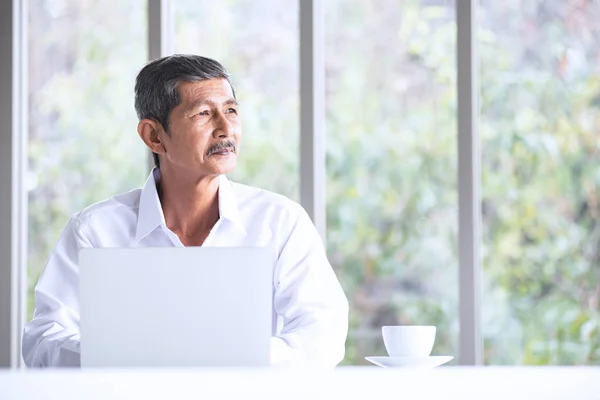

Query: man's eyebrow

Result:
[187,98,238,110]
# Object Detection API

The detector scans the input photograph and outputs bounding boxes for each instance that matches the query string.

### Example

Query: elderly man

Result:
[22,54,348,367]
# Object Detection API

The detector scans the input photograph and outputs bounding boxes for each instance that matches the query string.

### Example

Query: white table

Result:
[1,366,599,399]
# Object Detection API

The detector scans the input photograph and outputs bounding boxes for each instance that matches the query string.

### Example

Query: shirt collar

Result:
[135,168,246,243]
[135,168,166,242]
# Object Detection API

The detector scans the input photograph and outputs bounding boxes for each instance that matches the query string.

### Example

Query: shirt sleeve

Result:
[22,215,91,367]
[271,204,349,367]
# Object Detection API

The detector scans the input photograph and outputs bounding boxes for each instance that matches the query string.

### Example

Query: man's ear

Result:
[137,119,167,156]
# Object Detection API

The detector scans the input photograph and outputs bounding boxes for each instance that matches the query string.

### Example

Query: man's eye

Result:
[226,108,238,114]
[198,110,209,116]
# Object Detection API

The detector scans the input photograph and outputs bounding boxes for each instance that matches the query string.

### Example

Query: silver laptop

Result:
[79,247,274,367]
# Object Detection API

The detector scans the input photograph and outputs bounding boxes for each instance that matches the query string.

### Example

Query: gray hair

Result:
[134,54,235,168]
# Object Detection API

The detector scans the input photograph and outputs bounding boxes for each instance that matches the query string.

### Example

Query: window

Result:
[27,0,148,318]
[325,0,458,364]
[480,0,600,364]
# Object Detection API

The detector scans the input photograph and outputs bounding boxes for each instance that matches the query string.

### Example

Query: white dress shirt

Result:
[23,169,348,368]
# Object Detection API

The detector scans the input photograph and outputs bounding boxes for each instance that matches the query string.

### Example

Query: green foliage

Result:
[324,0,458,364]
[27,0,148,315]
[480,0,600,364]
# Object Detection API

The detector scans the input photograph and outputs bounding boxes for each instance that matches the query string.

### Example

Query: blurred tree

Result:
[27,0,147,315]
[325,0,458,364]
[480,0,600,365]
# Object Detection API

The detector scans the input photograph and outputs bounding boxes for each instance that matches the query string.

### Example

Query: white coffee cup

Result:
[382,325,436,357]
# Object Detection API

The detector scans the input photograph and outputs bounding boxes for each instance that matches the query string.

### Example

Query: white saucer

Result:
[364,355,453,368]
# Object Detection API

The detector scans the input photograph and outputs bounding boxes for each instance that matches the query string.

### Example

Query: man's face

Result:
[161,78,242,176]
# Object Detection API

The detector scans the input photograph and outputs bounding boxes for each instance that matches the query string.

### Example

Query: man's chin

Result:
[205,161,237,176]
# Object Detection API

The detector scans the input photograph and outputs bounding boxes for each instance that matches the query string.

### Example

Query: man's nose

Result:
[213,111,233,138]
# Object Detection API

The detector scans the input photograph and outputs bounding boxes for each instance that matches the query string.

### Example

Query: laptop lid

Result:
[79,247,274,367]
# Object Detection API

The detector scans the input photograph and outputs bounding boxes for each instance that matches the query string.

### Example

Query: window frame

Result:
[0,0,28,368]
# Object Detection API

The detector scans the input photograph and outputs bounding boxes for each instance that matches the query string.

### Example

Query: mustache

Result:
[206,140,237,156]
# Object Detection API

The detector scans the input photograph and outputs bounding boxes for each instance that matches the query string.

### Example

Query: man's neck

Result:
[158,166,221,239]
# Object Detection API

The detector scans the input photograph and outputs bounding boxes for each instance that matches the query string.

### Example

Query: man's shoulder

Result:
[75,188,142,225]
